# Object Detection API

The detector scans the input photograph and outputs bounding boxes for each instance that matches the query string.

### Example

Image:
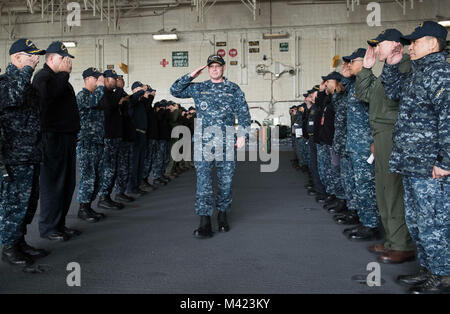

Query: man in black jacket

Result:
[153,101,170,185]
[127,82,154,195]
[33,41,81,242]
[97,70,126,210]
[113,75,136,203]
[142,99,160,189]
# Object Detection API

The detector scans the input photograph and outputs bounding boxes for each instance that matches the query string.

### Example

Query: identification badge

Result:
[367,153,375,164]
[309,121,314,126]
[295,128,303,138]
[200,101,208,110]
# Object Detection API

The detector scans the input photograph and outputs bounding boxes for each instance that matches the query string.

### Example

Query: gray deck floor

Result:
[0,151,418,294]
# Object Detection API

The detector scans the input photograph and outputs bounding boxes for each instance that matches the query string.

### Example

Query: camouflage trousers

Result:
[0,164,39,245]
[76,139,103,203]
[402,176,449,276]
[114,141,133,194]
[339,154,358,211]
[98,138,121,196]
[195,159,236,216]
[328,147,346,199]
[317,144,331,193]
[152,140,169,180]
[143,139,157,180]
[297,138,310,167]
[348,152,380,228]
[291,135,296,160]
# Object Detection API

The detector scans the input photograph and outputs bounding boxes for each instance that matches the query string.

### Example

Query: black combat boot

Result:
[397,267,431,287]
[409,274,450,294]
[2,242,34,266]
[193,216,214,239]
[98,194,124,210]
[17,237,50,259]
[217,211,230,232]
[78,203,100,223]
[115,193,135,203]
[88,205,106,220]
[347,226,381,241]
[335,211,360,225]
[327,199,347,214]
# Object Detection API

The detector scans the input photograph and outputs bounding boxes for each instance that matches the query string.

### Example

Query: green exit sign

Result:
[280,42,289,52]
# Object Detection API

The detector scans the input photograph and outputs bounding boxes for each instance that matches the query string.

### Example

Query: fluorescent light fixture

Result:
[153,33,178,41]
[263,32,289,39]
[63,41,77,48]
[438,20,450,27]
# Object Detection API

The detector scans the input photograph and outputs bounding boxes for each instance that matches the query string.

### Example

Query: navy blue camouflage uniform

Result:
[76,86,105,204]
[0,64,41,245]
[345,79,380,228]
[382,51,449,276]
[333,77,358,212]
[170,74,251,216]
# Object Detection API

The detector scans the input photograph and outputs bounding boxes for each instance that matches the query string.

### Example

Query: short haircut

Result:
[425,36,446,52]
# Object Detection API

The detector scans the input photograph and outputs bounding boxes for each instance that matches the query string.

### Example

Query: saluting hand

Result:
[96,75,105,87]
[22,54,40,70]
[363,46,377,69]
[59,57,72,73]
[386,43,403,65]
[190,65,207,79]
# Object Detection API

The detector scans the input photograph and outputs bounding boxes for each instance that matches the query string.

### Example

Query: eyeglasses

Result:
[349,58,363,64]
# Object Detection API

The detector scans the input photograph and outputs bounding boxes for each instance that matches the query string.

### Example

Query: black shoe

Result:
[397,267,431,287]
[46,231,69,242]
[347,226,381,241]
[324,195,336,203]
[2,243,34,266]
[78,203,100,223]
[62,227,82,238]
[217,211,230,232]
[193,216,214,239]
[98,195,124,210]
[409,274,450,294]
[17,237,50,259]
[335,211,360,225]
[154,178,168,186]
[328,200,347,214]
[307,190,317,196]
[89,208,106,220]
[115,193,135,203]
[324,199,338,209]
[315,195,327,203]
[132,188,147,196]
[343,223,363,235]
[140,180,158,191]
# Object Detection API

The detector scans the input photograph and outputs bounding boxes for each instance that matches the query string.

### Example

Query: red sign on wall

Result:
[229,48,238,58]
[217,49,226,57]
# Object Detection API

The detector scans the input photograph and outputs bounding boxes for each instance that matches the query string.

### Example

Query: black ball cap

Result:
[343,48,367,63]
[321,71,343,82]
[402,21,448,44]
[367,29,408,47]
[103,69,118,79]
[82,67,101,79]
[46,41,74,58]
[207,54,225,66]
[9,38,46,55]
